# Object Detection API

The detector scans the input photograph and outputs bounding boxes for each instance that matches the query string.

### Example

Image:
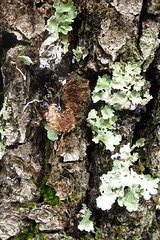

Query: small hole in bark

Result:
[2,31,17,49]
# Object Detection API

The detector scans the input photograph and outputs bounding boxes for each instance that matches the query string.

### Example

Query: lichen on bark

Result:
[0,0,160,239]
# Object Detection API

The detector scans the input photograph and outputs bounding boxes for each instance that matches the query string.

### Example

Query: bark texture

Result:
[0,0,160,239]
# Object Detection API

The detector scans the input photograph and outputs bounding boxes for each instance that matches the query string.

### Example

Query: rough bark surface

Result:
[0,0,160,239]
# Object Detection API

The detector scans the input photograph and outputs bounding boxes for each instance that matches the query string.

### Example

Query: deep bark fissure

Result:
[0,68,3,109]
[133,57,160,143]
[137,0,148,49]
[0,32,17,108]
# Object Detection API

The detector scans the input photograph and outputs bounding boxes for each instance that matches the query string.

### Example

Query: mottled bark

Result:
[0,0,160,239]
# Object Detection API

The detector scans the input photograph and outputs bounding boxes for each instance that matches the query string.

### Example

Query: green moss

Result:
[23,203,31,208]
[118,226,123,235]
[32,141,59,206]
[24,202,37,208]
[38,171,58,204]
[33,173,59,205]
[95,3,99,7]
[61,231,74,239]
[79,226,101,240]
[19,49,28,55]
[69,192,82,201]
[46,141,52,158]
[40,185,59,204]
[92,227,101,240]
[45,141,52,166]
[85,27,90,31]
[32,170,59,205]
[12,222,46,240]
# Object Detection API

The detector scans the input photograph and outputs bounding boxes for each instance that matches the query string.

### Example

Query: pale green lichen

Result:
[19,56,33,65]
[87,62,152,151]
[87,61,158,214]
[44,122,61,141]
[73,46,83,62]
[45,0,77,53]
[0,98,10,121]
[96,141,159,212]
[87,108,121,151]
[92,62,152,110]
[78,204,94,232]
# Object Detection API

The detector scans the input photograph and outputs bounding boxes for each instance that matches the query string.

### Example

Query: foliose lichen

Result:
[87,62,152,151]
[45,0,77,53]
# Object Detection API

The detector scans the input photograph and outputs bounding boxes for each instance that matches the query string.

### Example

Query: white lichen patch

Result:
[96,142,159,212]
[39,37,64,70]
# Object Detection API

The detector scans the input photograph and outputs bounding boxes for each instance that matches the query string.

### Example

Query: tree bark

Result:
[0,0,160,239]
